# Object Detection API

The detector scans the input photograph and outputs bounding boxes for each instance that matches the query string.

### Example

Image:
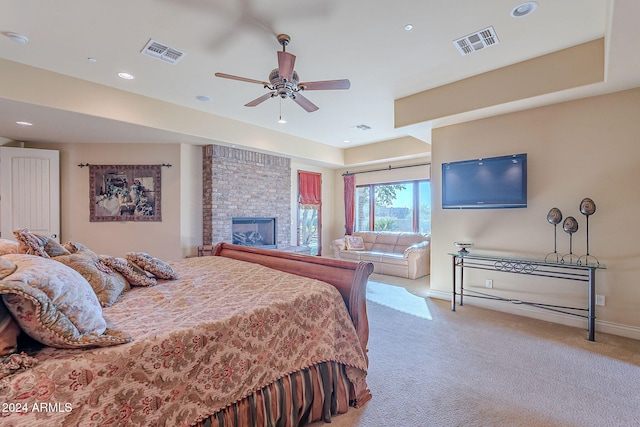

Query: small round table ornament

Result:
[454,242,474,255]
[578,197,599,266]
[547,207,563,225]
[579,198,596,216]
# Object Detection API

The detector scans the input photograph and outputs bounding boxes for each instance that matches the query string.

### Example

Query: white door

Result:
[0,147,60,242]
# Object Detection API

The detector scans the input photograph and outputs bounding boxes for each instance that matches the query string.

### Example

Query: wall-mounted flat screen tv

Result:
[442,153,527,209]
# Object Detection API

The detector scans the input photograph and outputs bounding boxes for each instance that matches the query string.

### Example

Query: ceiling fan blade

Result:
[277,51,296,82]
[292,93,319,112]
[245,92,275,107]
[215,72,269,86]
[299,79,351,91]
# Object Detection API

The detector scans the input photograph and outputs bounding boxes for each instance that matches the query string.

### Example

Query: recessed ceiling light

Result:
[196,95,212,102]
[117,72,135,80]
[404,24,413,31]
[2,31,29,44]
[511,2,537,18]
[87,57,97,63]
[343,140,351,144]
[16,121,33,126]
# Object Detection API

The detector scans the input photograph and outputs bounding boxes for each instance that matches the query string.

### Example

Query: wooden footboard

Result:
[211,242,374,407]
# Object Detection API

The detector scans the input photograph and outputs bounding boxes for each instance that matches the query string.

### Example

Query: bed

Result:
[0,241,374,426]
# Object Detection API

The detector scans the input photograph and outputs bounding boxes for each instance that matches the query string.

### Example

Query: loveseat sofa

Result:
[332,231,430,279]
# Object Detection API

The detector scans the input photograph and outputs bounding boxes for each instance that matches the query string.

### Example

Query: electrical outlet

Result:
[486,279,493,289]
[596,295,605,306]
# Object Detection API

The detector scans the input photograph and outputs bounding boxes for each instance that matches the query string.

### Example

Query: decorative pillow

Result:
[345,235,366,251]
[126,252,178,279]
[62,241,91,254]
[53,252,130,307]
[0,301,21,356]
[0,351,38,380]
[13,229,70,258]
[0,254,131,349]
[100,255,157,287]
[0,258,17,279]
[0,239,19,256]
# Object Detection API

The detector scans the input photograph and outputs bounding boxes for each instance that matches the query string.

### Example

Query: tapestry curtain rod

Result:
[342,162,430,176]
[77,163,172,168]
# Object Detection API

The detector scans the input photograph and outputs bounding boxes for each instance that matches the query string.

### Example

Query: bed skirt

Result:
[195,361,353,427]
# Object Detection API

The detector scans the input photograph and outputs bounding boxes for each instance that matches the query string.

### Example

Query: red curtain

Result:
[298,171,321,207]
[343,174,355,235]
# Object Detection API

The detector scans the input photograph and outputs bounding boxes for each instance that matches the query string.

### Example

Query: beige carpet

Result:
[311,282,640,427]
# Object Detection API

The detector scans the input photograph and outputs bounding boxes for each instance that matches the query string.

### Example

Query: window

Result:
[355,180,431,234]
[297,171,322,255]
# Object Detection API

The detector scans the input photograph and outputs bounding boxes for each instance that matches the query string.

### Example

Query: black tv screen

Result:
[442,153,527,209]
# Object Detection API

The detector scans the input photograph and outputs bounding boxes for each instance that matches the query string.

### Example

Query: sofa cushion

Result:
[357,252,385,263]
[339,251,363,261]
[380,253,409,266]
[353,232,377,250]
[395,234,429,252]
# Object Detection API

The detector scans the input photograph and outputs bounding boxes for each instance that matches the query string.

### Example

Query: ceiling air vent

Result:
[141,39,185,64]
[453,26,499,56]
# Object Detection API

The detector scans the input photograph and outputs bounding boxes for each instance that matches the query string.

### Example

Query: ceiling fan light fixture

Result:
[215,33,349,113]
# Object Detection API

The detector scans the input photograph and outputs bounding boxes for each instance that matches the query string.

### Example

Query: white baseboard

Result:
[428,289,640,341]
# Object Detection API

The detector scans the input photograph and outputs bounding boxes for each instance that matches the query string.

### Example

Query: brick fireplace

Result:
[202,145,291,247]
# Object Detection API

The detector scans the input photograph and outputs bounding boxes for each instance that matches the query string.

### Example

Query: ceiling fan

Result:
[215,33,350,112]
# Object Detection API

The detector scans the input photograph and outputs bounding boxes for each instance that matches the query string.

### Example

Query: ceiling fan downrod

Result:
[277,34,290,51]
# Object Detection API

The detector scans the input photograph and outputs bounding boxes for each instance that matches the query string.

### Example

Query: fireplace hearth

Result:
[232,217,276,248]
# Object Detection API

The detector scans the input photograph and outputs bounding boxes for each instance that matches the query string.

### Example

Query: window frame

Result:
[355,179,431,234]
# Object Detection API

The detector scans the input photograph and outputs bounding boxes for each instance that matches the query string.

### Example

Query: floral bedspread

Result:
[0,256,368,426]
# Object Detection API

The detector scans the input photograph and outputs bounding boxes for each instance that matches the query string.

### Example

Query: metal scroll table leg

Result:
[588,268,596,341]
[459,257,464,307]
[452,256,457,311]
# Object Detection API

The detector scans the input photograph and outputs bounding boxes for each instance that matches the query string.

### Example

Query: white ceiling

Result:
[0,0,638,155]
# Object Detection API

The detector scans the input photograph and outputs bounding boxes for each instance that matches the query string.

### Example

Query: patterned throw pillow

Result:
[99,255,158,287]
[126,252,178,279]
[62,241,91,254]
[0,239,18,256]
[345,235,366,251]
[53,252,130,307]
[0,352,38,380]
[0,257,17,279]
[13,229,70,258]
[0,254,131,349]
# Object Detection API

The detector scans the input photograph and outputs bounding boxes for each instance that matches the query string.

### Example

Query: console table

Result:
[450,253,605,341]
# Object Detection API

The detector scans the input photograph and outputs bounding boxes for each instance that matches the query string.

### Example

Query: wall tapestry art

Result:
[89,164,161,222]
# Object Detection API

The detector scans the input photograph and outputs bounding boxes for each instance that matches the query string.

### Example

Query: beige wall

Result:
[22,142,202,261]
[5,140,340,259]
[430,87,640,338]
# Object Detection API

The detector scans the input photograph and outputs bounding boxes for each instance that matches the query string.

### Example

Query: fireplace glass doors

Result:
[231,217,276,248]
